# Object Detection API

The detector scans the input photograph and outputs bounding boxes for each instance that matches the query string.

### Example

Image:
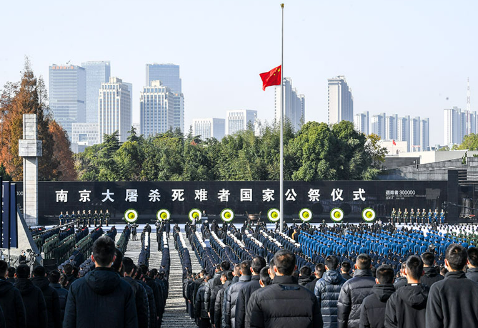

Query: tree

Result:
[456,134,478,150]
[49,120,77,180]
[0,59,74,181]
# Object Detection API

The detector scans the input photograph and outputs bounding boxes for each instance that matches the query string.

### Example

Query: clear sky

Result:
[0,0,476,146]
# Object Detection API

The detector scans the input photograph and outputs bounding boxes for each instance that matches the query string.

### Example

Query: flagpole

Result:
[279,3,284,234]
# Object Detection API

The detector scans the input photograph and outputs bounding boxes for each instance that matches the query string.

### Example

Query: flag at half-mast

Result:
[259,65,281,91]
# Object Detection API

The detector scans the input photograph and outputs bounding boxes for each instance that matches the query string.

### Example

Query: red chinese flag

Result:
[259,65,281,91]
[392,140,397,146]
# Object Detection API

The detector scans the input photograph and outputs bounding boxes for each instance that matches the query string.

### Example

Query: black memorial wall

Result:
[13,179,454,225]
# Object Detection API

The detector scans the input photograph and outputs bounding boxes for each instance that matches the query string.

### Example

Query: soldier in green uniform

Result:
[87,210,92,227]
[397,208,402,224]
[82,210,87,227]
[391,208,396,224]
[59,212,64,226]
[410,208,415,225]
[99,210,104,227]
[93,210,99,227]
[105,209,110,227]
[403,208,409,225]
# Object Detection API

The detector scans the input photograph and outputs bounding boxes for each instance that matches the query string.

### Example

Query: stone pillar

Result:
[18,114,42,226]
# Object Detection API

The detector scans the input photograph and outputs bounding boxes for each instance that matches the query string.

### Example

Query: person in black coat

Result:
[140,265,163,327]
[48,271,68,324]
[61,264,76,290]
[31,266,61,328]
[359,265,395,328]
[245,250,323,328]
[235,256,266,328]
[306,263,325,292]
[134,268,157,328]
[392,265,407,290]
[195,275,211,328]
[341,262,353,281]
[223,261,252,328]
[315,256,346,328]
[123,257,150,328]
[14,265,48,328]
[0,260,26,328]
[420,252,444,288]
[385,256,428,328]
[338,254,375,328]
[426,244,478,328]
[298,266,316,287]
[465,246,478,282]
[214,272,233,328]
[63,236,138,328]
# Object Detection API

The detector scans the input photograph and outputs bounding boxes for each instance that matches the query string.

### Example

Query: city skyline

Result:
[1,1,477,147]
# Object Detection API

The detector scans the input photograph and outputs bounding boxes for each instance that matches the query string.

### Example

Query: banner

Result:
[1,181,9,248]
[9,183,17,248]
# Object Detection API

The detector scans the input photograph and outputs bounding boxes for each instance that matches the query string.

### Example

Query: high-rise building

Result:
[410,116,421,152]
[354,111,369,135]
[98,77,131,143]
[71,123,99,153]
[145,63,184,132]
[371,113,386,139]
[226,110,257,135]
[444,107,466,145]
[140,80,174,138]
[327,75,353,125]
[192,118,225,140]
[385,114,398,141]
[81,61,110,124]
[420,118,430,151]
[397,116,410,151]
[49,64,86,140]
[274,77,305,132]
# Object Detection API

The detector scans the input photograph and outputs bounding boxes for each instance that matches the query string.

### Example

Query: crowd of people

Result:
[3,218,478,328]
[182,219,478,328]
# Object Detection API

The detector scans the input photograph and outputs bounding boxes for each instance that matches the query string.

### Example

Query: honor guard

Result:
[105,209,110,226]
[415,209,420,225]
[440,209,445,224]
[70,211,76,225]
[59,212,64,226]
[99,210,104,226]
[76,210,81,228]
[422,208,426,224]
[409,209,415,225]
[87,210,92,227]
[65,211,70,224]
[397,208,402,224]
[403,208,409,224]
[391,208,396,224]
[433,209,439,224]
[428,209,432,225]
[93,210,99,227]
[82,210,87,227]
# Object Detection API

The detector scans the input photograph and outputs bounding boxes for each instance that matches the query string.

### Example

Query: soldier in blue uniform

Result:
[422,208,426,224]
[59,211,64,225]
[93,210,99,227]
[403,208,409,225]
[415,209,420,225]
[65,211,70,224]
[433,209,439,224]
[70,211,76,225]
[87,210,92,227]
[428,209,432,225]
[81,210,87,227]
[440,209,445,224]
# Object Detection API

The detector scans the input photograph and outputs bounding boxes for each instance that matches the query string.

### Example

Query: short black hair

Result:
[240,260,252,276]
[341,261,351,273]
[112,248,123,272]
[300,266,312,277]
[421,252,436,266]
[123,257,135,274]
[356,254,372,270]
[33,266,46,277]
[92,236,116,267]
[446,244,467,271]
[325,255,339,270]
[467,247,478,267]
[221,261,231,271]
[49,271,61,284]
[273,250,296,276]
[139,264,149,275]
[251,257,266,274]
[376,265,395,284]
[63,263,73,275]
[260,266,272,286]
[225,270,233,281]
[7,266,15,278]
[0,261,7,277]
[406,255,424,280]
[16,264,30,279]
